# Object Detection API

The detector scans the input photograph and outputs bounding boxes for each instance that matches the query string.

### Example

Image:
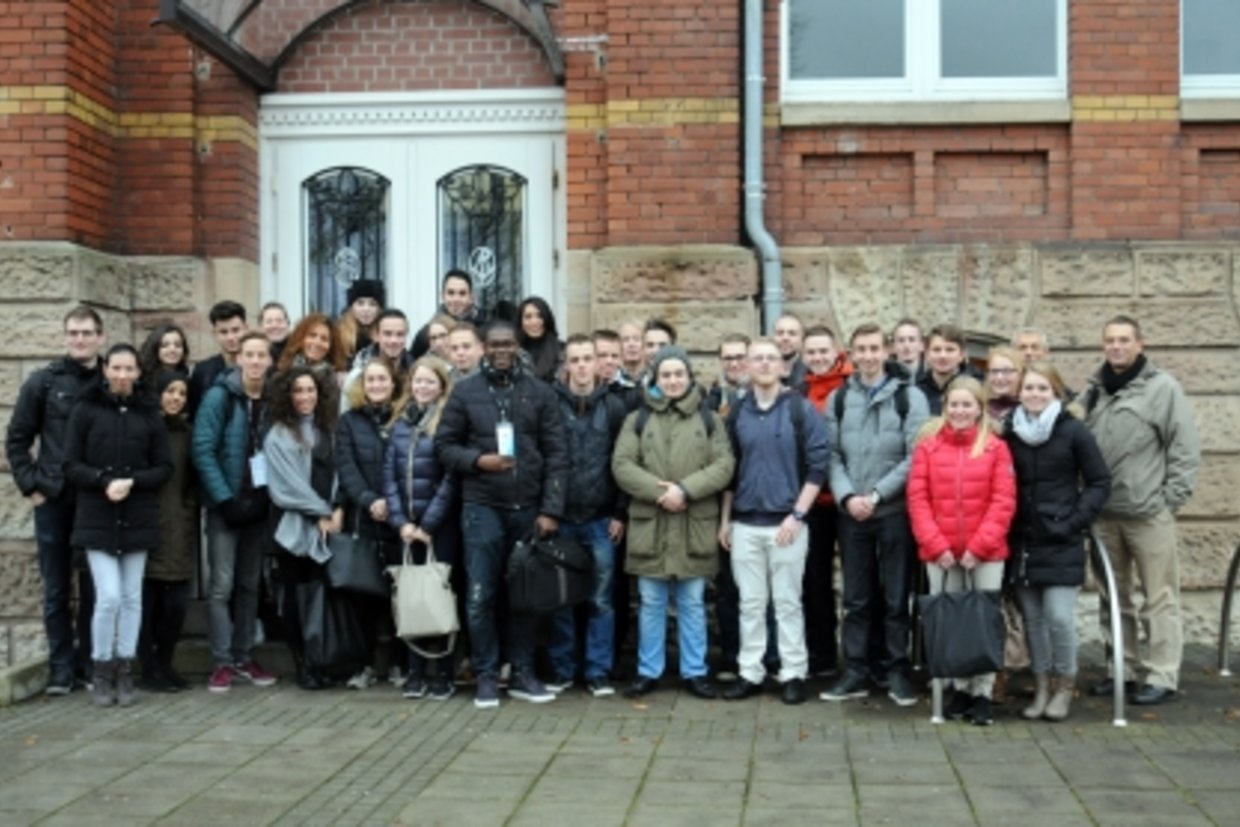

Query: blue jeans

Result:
[34,496,93,673]
[548,518,615,681]
[461,502,538,679]
[205,511,264,667]
[85,550,147,660]
[636,576,708,680]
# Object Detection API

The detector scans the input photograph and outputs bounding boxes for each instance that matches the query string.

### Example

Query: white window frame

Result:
[780,0,1068,105]
[1181,0,1240,100]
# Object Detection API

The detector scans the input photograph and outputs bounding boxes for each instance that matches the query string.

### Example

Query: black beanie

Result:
[346,279,386,308]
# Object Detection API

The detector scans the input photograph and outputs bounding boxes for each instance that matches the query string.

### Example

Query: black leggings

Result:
[138,578,189,673]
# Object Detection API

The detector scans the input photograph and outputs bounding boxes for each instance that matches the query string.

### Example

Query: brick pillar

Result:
[559,0,609,251]
[1070,0,1182,240]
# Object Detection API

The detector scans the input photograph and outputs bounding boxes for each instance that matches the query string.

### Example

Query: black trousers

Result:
[139,578,189,673]
[803,505,839,672]
[838,510,915,678]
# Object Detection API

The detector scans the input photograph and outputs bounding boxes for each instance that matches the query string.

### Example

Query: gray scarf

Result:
[1011,400,1061,447]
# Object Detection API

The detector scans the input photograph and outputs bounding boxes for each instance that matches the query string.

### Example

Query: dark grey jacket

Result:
[5,357,100,499]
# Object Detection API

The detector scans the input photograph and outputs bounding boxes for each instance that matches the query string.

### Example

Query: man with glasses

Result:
[7,305,106,694]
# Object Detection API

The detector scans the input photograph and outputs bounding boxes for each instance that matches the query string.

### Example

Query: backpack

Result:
[632,401,716,440]
[833,381,910,442]
[724,391,810,484]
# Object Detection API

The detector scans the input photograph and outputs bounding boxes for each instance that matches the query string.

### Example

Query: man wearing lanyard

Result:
[435,319,569,709]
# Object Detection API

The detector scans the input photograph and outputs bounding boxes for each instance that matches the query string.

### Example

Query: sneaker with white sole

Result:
[387,665,405,687]
[586,677,616,698]
[507,671,555,704]
[428,675,455,701]
[208,664,235,693]
[402,675,428,699]
[475,674,500,709]
[819,671,869,702]
[232,660,277,687]
[347,667,377,690]
[545,674,573,694]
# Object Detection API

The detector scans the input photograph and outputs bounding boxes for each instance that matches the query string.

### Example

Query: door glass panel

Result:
[438,165,526,322]
[303,167,389,316]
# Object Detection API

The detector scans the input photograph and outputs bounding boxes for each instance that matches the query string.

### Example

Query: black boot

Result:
[116,659,138,707]
[91,660,115,707]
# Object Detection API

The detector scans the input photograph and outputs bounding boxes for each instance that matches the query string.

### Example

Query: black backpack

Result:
[723,391,810,483]
[832,380,910,442]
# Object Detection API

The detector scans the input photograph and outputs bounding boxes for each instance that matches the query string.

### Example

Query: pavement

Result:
[0,643,1237,826]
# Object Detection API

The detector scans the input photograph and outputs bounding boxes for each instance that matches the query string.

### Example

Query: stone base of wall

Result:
[0,241,257,667]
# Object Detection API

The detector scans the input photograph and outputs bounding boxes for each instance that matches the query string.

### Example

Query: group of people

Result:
[6,269,1201,720]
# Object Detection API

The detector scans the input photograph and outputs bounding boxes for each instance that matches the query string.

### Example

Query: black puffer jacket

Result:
[335,403,399,544]
[5,357,100,499]
[64,385,173,553]
[1004,410,1112,587]
[555,381,629,524]
[434,365,567,516]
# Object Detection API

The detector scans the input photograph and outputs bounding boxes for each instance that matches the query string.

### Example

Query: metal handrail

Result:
[929,531,1127,726]
[1088,530,1127,727]
[1216,541,1240,676]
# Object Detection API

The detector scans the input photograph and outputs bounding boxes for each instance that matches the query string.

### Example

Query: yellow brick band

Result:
[0,85,257,149]
[1072,94,1180,122]
[568,98,741,129]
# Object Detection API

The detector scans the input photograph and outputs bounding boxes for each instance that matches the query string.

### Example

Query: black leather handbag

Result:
[506,533,594,614]
[325,513,388,597]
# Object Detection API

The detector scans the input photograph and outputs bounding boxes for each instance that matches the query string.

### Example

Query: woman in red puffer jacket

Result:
[907,376,1016,726]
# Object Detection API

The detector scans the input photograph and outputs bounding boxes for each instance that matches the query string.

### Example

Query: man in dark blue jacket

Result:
[545,335,629,697]
[5,305,105,694]
[718,338,830,705]
[435,319,569,709]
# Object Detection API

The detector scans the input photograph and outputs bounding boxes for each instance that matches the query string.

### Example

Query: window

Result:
[303,167,389,317]
[438,165,527,321]
[782,0,1066,104]
[1182,0,1240,98]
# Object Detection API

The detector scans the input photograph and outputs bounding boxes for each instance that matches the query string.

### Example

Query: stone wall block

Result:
[959,246,1035,340]
[0,412,11,473]
[899,248,960,329]
[1039,246,1134,297]
[1136,249,1229,297]
[130,259,202,312]
[76,252,132,311]
[0,361,22,407]
[592,247,757,303]
[10,621,47,664]
[1177,522,1240,589]
[1188,396,1240,453]
[1047,351,1240,400]
[827,247,906,338]
[1179,455,1240,519]
[781,249,829,300]
[0,307,76,358]
[0,476,33,540]
[782,301,839,340]
[592,301,756,353]
[0,252,75,300]
[0,549,43,618]
[1031,300,1240,349]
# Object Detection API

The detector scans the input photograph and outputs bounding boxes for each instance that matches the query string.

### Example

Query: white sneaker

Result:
[387,665,405,687]
[347,666,376,690]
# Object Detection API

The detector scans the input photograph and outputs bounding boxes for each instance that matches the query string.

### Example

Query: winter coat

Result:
[1004,410,1111,588]
[555,381,629,524]
[434,367,568,517]
[385,405,458,538]
[5,356,100,499]
[187,353,228,422]
[335,403,399,544]
[801,357,853,506]
[826,366,929,515]
[907,424,1016,564]
[612,384,735,579]
[1083,359,1200,518]
[147,415,198,580]
[63,385,172,553]
[191,368,263,507]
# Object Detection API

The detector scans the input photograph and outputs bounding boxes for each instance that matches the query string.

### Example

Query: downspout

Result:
[743,0,782,334]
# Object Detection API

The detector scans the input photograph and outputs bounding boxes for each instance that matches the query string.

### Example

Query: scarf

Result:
[1101,353,1146,396]
[1011,400,1062,447]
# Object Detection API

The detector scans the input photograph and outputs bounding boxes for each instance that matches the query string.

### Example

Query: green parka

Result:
[612,384,735,579]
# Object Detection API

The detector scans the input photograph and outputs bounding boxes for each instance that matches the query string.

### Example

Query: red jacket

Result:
[802,356,853,506]
[907,424,1016,564]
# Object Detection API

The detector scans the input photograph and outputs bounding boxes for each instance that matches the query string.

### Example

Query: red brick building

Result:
[1,0,1238,668]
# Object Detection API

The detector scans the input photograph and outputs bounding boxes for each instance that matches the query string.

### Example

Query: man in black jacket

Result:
[545,335,629,697]
[5,305,105,694]
[435,319,568,709]
[188,300,247,420]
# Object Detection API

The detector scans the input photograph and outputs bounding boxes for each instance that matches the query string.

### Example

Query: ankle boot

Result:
[116,659,137,707]
[1044,677,1074,721]
[91,660,115,707]
[1023,673,1051,720]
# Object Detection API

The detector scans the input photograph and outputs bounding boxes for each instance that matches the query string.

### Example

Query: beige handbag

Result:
[387,541,458,658]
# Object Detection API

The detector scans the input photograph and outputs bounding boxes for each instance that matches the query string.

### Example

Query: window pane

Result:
[438,165,526,322]
[941,0,1057,78]
[1184,0,1240,75]
[304,167,388,317]
[788,0,904,80]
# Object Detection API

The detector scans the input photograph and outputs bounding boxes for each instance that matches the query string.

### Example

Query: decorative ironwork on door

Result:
[438,165,526,323]
[304,167,389,316]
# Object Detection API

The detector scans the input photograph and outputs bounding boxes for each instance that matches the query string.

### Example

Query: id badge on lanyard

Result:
[248,453,268,488]
[496,420,515,458]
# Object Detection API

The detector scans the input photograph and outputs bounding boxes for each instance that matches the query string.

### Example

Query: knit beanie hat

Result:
[346,279,386,308]
[647,344,694,388]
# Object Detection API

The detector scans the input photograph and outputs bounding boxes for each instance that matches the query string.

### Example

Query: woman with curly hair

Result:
[277,312,347,375]
[138,322,190,381]
[264,366,346,689]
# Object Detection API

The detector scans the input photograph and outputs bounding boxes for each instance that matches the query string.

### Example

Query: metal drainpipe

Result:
[743,0,783,334]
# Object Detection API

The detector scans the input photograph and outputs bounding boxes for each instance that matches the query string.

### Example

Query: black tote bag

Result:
[296,579,367,670]
[917,577,1005,679]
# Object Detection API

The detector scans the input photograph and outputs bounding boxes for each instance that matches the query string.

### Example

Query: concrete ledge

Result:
[781,99,1071,126]
[0,657,48,707]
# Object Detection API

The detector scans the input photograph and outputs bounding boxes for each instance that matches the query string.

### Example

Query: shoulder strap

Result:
[633,405,652,437]
[1084,385,1100,415]
[895,383,909,426]
[833,385,845,423]
[789,393,807,482]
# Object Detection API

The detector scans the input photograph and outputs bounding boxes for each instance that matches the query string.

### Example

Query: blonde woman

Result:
[984,345,1023,429]
[907,377,1016,725]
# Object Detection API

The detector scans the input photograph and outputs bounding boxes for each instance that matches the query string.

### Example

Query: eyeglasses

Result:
[720,355,746,362]
[988,368,1017,375]
[749,354,782,363]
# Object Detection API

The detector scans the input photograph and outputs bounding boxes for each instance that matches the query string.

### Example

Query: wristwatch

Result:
[868,490,881,507]
[792,508,807,522]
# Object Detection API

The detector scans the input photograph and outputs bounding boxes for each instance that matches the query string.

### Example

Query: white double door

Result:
[259,90,565,323]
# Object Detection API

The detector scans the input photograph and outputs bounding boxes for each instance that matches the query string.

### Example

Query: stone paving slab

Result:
[0,646,1235,825]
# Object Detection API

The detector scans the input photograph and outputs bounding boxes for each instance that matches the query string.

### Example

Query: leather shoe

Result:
[623,677,659,699]
[722,678,762,701]
[1088,677,1137,697]
[1131,684,1176,705]
[682,676,718,700]
[781,678,807,705]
